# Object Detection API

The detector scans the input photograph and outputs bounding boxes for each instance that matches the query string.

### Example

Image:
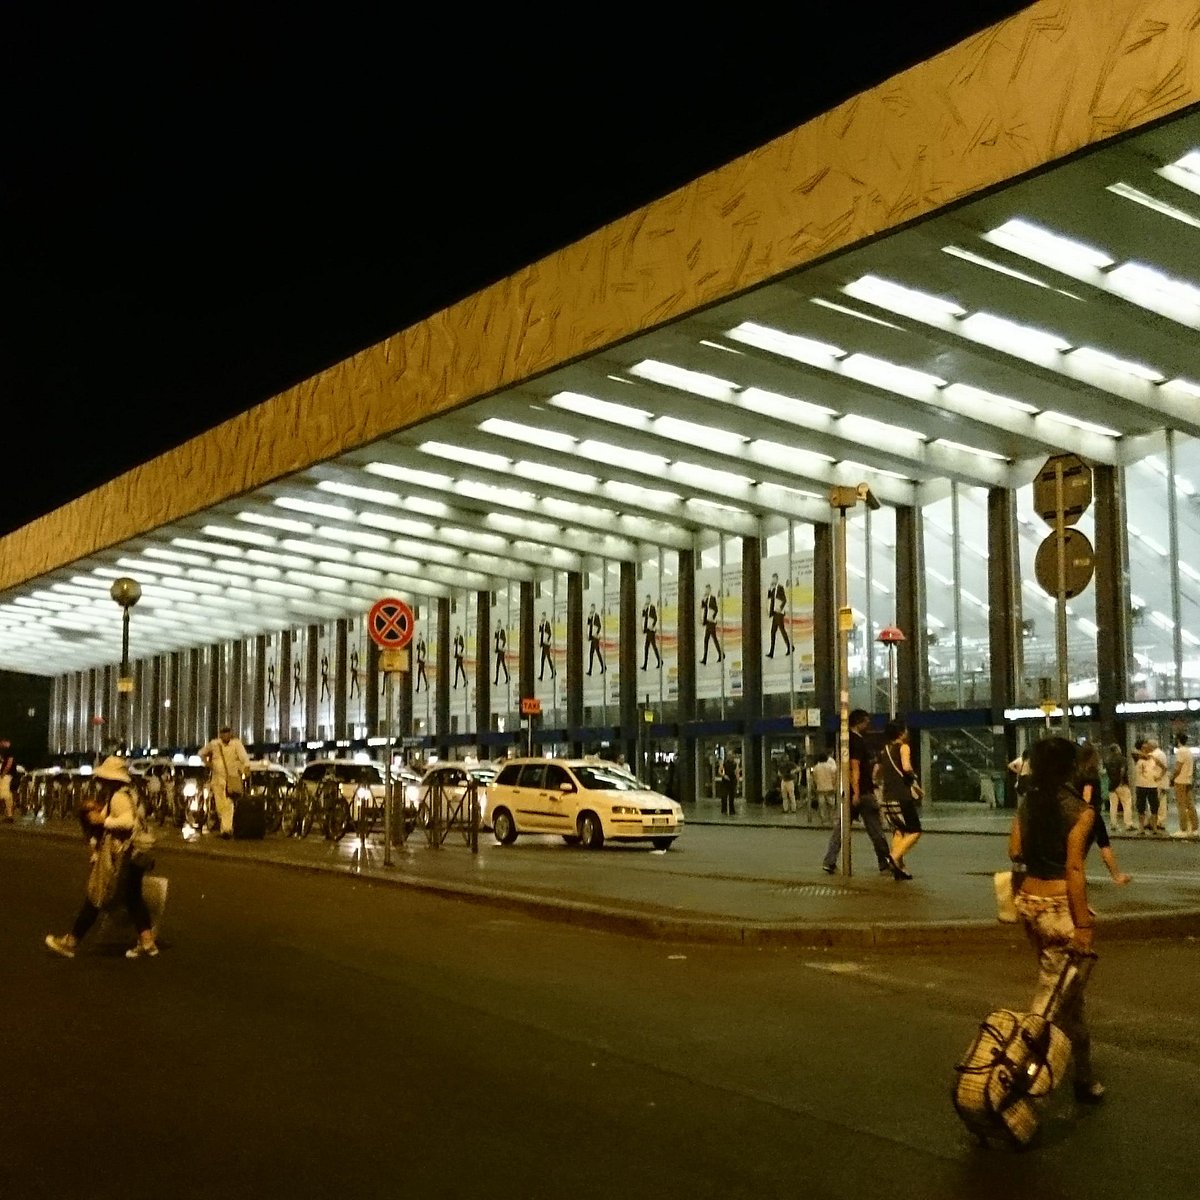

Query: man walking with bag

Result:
[201,724,250,840]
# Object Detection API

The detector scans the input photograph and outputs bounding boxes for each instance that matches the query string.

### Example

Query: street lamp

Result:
[829,483,879,877]
[109,576,142,755]
[877,625,906,719]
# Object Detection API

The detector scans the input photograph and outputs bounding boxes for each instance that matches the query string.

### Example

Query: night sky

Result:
[2,4,1035,538]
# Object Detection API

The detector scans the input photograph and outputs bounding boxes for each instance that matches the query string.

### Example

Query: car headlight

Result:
[612,805,639,815]
[183,782,197,798]
[355,786,372,803]
[405,784,419,804]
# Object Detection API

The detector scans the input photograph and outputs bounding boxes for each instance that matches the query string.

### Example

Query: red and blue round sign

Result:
[367,597,415,649]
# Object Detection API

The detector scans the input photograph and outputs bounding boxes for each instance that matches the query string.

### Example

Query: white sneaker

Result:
[125,942,160,959]
[44,934,75,959]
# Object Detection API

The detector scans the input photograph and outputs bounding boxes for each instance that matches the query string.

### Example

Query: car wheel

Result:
[652,837,676,851]
[492,808,517,845]
[578,812,605,850]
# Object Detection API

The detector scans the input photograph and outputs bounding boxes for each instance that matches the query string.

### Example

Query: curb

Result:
[11,823,1200,949]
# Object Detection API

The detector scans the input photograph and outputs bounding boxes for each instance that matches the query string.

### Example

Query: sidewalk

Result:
[8,809,1200,948]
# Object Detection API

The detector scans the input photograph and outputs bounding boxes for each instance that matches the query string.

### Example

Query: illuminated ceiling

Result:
[5,112,1200,675]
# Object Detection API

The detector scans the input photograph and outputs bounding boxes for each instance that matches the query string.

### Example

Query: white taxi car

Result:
[487,757,683,850]
[416,761,498,830]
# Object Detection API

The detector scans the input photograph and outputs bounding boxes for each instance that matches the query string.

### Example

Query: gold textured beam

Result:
[2,0,1198,592]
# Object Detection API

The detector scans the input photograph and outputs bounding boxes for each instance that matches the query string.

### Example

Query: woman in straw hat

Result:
[44,756,160,960]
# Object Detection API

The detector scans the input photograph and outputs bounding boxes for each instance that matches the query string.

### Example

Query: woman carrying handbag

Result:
[879,720,923,881]
[44,756,160,960]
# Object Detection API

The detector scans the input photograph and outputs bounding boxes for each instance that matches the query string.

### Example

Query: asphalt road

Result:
[2,836,1197,1200]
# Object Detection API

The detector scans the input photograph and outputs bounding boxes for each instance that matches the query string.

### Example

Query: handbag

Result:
[86,833,128,909]
[993,869,1022,923]
[885,746,922,801]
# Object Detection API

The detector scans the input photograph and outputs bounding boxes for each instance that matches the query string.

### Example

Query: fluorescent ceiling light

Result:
[202,524,276,547]
[1166,378,1200,398]
[689,498,750,517]
[740,386,839,420]
[479,418,577,453]
[1157,152,1200,198]
[278,540,352,561]
[548,391,652,424]
[942,382,1039,414]
[273,497,355,521]
[960,312,1072,357]
[934,438,1009,462]
[1069,346,1165,382]
[217,559,281,579]
[514,462,597,490]
[578,440,668,473]
[839,460,911,481]
[603,480,682,507]
[315,524,391,550]
[419,441,511,472]
[172,537,245,557]
[1107,181,1200,229]
[116,556,182,575]
[941,245,1052,288]
[751,438,835,465]
[726,321,845,364]
[842,274,965,320]
[355,552,424,575]
[838,413,925,442]
[245,549,315,570]
[365,462,453,489]
[629,359,738,401]
[456,481,537,508]
[286,571,347,591]
[237,511,315,534]
[1038,411,1121,438]
[143,547,210,566]
[984,218,1114,271]
[1106,262,1200,310]
[808,298,903,329]
[654,415,748,452]
[842,353,946,394]
[358,512,437,538]
[1150,610,1175,631]
[1181,562,1200,585]
[698,338,742,355]
[672,462,754,491]
[317,480,401,507]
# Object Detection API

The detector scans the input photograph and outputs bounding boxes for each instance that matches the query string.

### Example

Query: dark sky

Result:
[1,4,1035,538]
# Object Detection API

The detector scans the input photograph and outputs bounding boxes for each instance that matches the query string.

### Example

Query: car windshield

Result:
[571,765,647,791]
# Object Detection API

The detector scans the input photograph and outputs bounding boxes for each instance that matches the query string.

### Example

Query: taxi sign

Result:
[520,697,542,716]
[367,597,415,649]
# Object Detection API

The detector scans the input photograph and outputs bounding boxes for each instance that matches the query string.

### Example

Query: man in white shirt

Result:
[1132,738,1168,834]
[811,750,838,826]
[201,724,250,839]
[1171,733,1198,838]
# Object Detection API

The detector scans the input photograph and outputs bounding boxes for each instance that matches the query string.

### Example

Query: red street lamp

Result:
[877,625,906,719]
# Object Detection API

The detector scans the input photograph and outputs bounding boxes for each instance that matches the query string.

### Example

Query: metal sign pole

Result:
[383,671,394,867]
[1054,463,1071,738]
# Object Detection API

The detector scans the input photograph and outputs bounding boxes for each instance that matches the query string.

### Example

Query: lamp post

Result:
[829,483,880,877]
[878,625,906,719]
[109,577,142,755]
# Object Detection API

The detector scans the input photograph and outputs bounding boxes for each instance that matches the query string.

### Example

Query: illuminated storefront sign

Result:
[1115,698,1200,715]
[1003,704,1095,722]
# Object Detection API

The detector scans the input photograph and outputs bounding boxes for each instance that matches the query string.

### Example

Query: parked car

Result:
[416,761,498,830]
[487,757,684,850]
[245,760,296,792]
[297,758,418,825]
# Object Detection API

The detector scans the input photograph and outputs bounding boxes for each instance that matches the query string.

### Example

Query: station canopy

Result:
[4,109,1200,674]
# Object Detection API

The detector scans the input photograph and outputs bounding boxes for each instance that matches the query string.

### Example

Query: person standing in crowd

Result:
[1075,741,1132,885]
[765,572,792,658]
[452,627,467,689]
[1104,742,1134,833]
[699,584,723,665]
[0,739,15,823]
[640,594,662,670]
[493,624,510,686]
[822,710,895,876]
[586,604,606,676]
[44,756,160,960]
[779,753,798,814]
[1007,736,1106,1104]
[878,721,922,881]
[1132,738,1167,834]
[1171,733,1198,838]
[200,724,250,840]
[811,748,838,826]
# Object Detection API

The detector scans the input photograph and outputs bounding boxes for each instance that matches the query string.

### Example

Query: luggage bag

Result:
[952,951,1095,1149]
[233,795,267,840]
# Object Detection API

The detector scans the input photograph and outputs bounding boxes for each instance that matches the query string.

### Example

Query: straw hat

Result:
[93,755,131,783]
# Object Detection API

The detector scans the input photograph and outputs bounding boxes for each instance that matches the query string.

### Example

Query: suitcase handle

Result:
[1039,949,1097,1022]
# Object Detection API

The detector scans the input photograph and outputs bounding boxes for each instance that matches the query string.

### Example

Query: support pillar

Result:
[305,625,319,742]
[619,562,637,764]
[520,581,535,744]
[567,573,583,755]
[278,634,293,744]
[253,635,267,746]
[333,620,349,740]
[1094,463,1131,748]
[435,597,451,756]
[895,504,928,717]
[742,536,763,810]
[677,547,697,804]
[813,524,837,728]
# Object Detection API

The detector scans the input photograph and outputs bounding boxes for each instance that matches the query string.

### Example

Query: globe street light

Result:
[109,576,142,754]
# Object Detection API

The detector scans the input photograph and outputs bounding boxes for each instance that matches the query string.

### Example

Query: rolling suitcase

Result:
[952,951,1096,1149]
[233,795,266,840]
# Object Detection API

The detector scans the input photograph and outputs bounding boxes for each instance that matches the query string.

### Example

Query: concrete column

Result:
[895,505,929,716]
[334,619,349,738]
[150,656,163,748]
[519,580,535,710]
[986,488,1023,722]
[186,648,201,747]
[231,641,246,740]
[304,626,319,741]
[365,639,380,735]
[399,636,414,745]
[1093,463,1131,747]
[567,573,583,754]
[208,648,221,739]
[619,562,637,763]
[741,536,763,809]
[813,524,837,724]
[677,547,696,804]
[435,597,450,753]
[278,633,293,742]
[253,635,267,744]
[476,592,491,741]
